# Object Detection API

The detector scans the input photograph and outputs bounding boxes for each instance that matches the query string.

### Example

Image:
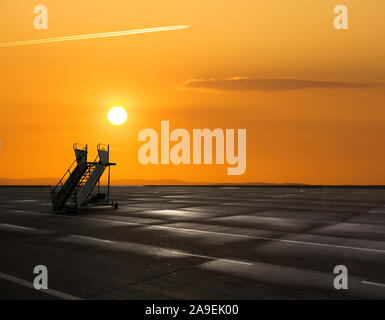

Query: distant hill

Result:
[0,178,58,185]
[1,178,383,188]
[0,177,306,186]
[110,179,302,186]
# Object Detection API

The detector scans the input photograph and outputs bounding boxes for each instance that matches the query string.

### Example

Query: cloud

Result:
[179,77,379,92]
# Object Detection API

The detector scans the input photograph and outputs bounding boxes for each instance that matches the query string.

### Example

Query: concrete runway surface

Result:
[0,186,384,300]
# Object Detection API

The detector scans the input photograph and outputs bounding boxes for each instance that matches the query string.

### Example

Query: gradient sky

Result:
[0,0,384,184]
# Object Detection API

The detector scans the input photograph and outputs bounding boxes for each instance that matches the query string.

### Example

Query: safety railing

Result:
[97,143,109,152]
[73,143,87,151]
[50,158,77,198]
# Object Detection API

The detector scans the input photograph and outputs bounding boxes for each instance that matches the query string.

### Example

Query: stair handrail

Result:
[51,158,78,195]
[94,153,100,162]
[87,150,100,164]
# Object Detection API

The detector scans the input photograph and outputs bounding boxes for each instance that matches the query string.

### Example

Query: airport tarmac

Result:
[0,186,384,300]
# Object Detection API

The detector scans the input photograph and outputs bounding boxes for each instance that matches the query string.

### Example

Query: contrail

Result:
[0,25,189,48]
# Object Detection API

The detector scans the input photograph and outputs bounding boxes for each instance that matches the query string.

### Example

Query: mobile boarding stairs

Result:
[49,143,117,212]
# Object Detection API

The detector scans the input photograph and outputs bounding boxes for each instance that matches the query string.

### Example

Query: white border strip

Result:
[0,272,82,300]
[362,280,385,288]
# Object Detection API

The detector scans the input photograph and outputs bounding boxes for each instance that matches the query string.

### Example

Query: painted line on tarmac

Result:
[69,234,115,243]
[0,223,36,231]
[7,210,385,255]
[362,280,385,288]
[67,234,253,266]
[0,271,82,300]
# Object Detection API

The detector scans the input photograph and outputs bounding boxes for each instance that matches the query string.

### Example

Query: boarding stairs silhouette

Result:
[50,143,116,211]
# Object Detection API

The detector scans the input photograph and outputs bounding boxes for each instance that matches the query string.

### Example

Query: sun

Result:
[108,106,127,126]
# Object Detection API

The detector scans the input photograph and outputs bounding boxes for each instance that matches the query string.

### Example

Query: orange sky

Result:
[0,0,384,184]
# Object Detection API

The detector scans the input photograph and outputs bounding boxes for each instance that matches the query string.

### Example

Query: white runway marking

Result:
[69,234,114,244]
[168,250,253,266]
[148,225,385,254]
[6,209,385,254]
[11,210,50,216]
[0,223,35,231]
[0,25,188,48]
[362,280,385,288]
[66,234,252,266]
[0,272,82,300]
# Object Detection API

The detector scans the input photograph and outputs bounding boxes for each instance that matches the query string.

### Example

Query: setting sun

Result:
[107,106,127,126]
